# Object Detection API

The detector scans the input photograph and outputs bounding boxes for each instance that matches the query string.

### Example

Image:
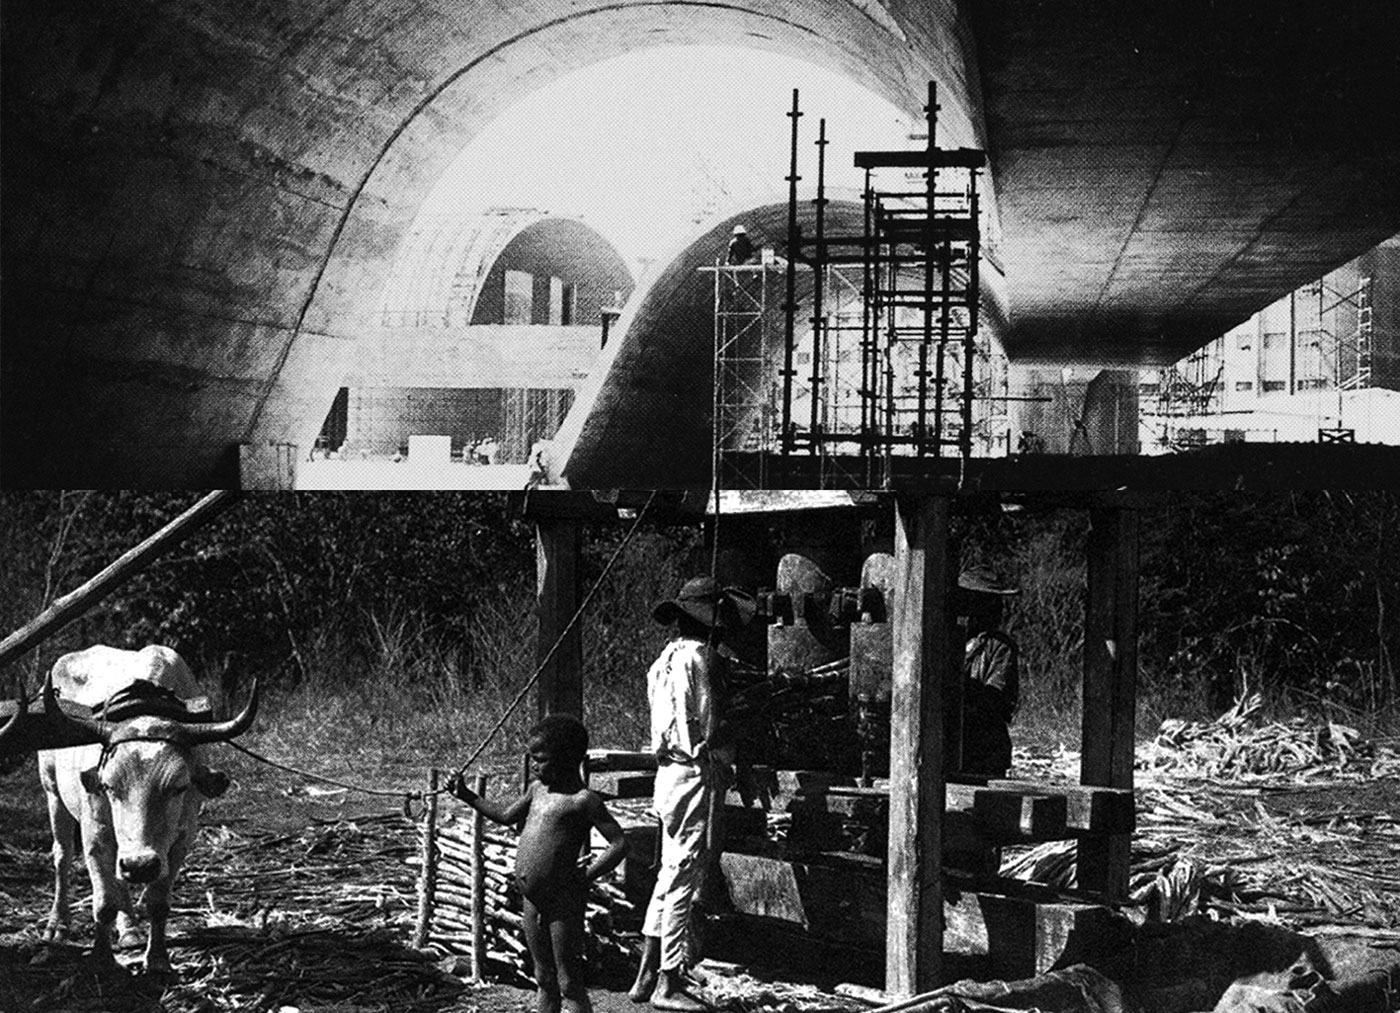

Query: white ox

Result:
[38,644,257,972]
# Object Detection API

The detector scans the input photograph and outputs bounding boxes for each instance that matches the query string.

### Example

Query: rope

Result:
[223,490,660,809]
[446,489,660,785]
[228,740,412,799]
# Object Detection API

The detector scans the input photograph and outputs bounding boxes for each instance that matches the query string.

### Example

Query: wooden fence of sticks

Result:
[410,770,645,983]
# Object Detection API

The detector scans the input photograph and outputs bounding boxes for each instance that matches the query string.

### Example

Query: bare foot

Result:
[536,987,563,1013]
[629,970,658,1003]
[651,978,709,1012]
[562,992,595,1013]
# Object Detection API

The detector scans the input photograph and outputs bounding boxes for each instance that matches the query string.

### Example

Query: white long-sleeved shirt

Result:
[646,636,713,765]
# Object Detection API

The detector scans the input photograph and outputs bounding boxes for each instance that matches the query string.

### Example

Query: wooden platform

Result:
[718,850,1127,981]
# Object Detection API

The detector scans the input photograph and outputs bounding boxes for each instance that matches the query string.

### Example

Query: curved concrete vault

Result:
[351,210,633,393]
[1,0,980,488]
[4,1,1397,489]
[554,200,1009,489]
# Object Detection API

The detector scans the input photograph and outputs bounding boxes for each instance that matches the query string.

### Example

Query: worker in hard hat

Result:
[725,225,755,266]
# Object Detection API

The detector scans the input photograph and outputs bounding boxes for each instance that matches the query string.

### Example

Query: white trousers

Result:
[643,760,711,971]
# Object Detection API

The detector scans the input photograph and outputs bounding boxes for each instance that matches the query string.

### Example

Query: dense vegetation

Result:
[1,491,1395,758]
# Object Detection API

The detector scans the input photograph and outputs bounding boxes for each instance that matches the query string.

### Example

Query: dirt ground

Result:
[0,746,583,1013]
[3,740,1399,1013]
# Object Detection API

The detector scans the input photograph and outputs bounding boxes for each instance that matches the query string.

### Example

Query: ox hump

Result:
[51,645,198,708]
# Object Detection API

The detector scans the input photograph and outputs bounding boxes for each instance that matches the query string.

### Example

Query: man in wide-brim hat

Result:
[630,576,751,1010]
[955,565,1021,777]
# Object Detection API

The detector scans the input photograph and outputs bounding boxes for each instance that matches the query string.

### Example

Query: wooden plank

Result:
[1078,507,1139,899]
[849,622,892,700]
[793,785,1069,842]
[535,517,582,718]
[976,779,1135,835]
[944,891,1120,981]
[720,851,810,928]
[0,491,239,670]
[736,772,1127,837]
[970,790,1068,840]
[585,749,659,772]
[886,495,950,994]
[587,772,655,799]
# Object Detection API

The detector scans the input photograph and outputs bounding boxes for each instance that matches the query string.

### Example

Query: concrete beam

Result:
[348,324,601,390]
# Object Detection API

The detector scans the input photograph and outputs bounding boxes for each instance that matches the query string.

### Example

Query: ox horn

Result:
[172,679,260,747]
[40,669,115,747]
[0,686,27,746]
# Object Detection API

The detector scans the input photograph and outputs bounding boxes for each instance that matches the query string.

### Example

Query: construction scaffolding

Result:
[1136,267,1381,450]
[1142,356,1227,451]
[1338,275,1374,392]
[708,83,989,489]
[708,261,781,488]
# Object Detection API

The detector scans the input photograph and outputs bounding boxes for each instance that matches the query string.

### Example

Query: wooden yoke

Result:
[886,495,952,994]
[1078,504,1140,899]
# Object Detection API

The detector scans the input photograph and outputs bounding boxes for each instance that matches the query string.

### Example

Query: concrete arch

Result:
[554,199,1010,489]
[1,0,984,488]
[349,210,633,392]
[375,209,632,329]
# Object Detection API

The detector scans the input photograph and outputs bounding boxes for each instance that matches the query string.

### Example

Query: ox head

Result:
[48,677,258,885]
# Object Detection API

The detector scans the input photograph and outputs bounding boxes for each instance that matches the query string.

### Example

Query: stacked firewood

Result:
[418,813,645,983]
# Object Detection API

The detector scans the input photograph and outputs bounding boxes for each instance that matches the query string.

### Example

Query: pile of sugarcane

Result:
[727,658,859,771]
[1143,693,1382,780]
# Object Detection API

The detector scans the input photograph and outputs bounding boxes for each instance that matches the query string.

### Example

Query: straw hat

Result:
[956,565,1019,596]
[653,576,756,629]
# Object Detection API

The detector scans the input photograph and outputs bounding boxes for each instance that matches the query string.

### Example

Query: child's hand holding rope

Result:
[445,770,477,803]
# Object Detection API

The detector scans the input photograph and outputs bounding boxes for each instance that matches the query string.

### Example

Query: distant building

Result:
[316,209,633,462]
[1139,235,1400,451]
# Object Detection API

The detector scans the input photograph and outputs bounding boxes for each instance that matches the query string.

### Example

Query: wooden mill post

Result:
[1078,500,1139,899]
[535,515,583,718]
[886,494,952,994]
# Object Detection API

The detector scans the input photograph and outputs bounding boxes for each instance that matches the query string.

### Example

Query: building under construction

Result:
[313,209,632,466]
[1139,235,1400,450]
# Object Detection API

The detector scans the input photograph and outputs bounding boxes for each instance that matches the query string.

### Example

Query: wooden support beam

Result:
[974,779,1135,835]
[719,851,1122,981]
[535,518,583,718]
[789,784,1070,845]
[1078,506,1139,900]
[886,495,951,994]
[0,491,239,671]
